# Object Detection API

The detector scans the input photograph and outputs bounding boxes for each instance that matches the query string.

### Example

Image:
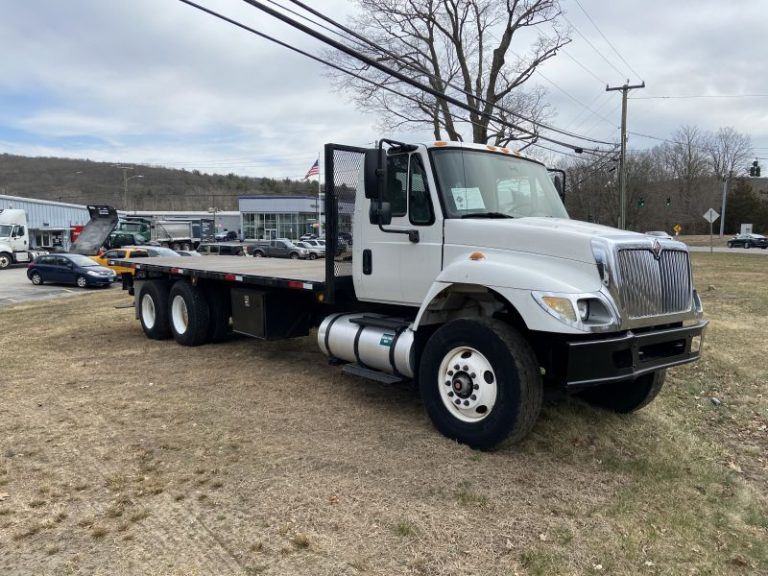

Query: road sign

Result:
[703,208,719,223]
[673,223,682,235]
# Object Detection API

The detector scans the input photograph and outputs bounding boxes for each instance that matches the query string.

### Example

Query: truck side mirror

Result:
[369,202,392,226]
[364,148,386,199]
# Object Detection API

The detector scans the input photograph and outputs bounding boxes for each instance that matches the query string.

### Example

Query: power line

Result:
[630,93,768,100]
[560,13,626,79]
[572,0,643,82]
[278,0,615,147]
[206,0,609,153]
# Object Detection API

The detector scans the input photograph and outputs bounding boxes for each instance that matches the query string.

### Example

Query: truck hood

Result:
[444,217,646,264]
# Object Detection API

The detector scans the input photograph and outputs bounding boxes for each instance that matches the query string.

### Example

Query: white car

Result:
[296,241,325,260]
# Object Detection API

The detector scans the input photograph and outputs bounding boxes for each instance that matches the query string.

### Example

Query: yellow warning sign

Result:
[673,224,682,235]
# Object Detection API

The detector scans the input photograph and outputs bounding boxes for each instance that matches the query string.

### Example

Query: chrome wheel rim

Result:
[437,346,497,423]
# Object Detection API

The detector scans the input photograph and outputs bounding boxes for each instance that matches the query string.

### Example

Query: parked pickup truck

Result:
[247,239,310,259]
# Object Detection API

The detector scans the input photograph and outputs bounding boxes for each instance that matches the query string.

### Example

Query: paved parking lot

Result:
[0,264,117,306]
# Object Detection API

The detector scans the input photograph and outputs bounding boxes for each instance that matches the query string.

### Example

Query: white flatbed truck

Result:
[115,141,707,448]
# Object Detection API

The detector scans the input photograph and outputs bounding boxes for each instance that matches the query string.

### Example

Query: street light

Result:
[116,166,143,211]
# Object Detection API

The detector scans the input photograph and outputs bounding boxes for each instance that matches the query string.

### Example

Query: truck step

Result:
[342,363,404,384]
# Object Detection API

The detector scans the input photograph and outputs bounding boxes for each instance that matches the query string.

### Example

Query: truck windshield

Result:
[0,225,12,237]
[430,149,569,220]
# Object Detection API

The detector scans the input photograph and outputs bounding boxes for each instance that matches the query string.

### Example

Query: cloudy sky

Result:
[1,0,766,179]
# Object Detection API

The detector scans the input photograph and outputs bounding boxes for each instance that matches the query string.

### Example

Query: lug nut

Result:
[445,381,451,386]
[454,364,460,370]
[470,394,476,400]
[455,399,461,405]
[473,384,479,390]
[462,365,468,371]
[448,391,454,397]
[463,400,469,406]
[470,373,476,379]
[448,370,454,376]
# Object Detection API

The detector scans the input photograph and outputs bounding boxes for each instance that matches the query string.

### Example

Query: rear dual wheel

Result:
[169,281,210,346]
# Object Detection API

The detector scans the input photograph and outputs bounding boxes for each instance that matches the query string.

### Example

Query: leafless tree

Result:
[329,0,570,144]
[661,125,710,211]
[705,127,753,179]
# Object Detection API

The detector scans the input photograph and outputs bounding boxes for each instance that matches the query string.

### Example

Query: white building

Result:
[0,194,90,249]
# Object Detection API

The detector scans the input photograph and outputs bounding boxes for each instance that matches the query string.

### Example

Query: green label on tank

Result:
[379,333,394,347]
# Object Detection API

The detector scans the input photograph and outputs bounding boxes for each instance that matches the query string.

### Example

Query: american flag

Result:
[304,159,319,179]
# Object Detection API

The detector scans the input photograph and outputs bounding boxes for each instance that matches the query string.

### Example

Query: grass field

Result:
[0,252,766,575]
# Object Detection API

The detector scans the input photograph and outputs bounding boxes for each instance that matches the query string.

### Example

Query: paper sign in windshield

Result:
[451,187,485,210]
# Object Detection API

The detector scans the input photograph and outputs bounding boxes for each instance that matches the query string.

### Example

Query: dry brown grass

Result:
[0,257,766,575]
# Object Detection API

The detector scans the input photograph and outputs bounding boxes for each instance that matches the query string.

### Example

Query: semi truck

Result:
[114,140,707,448]
[0,208,47,269]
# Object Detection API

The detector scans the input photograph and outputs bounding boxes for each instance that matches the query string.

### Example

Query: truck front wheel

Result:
[138,280,172,340]
[418,318,542,449]
[169,281,210,346]
[578,370,665,413]
[0,253,11,269]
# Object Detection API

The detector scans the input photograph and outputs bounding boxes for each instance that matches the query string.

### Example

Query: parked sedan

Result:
[727,233,768,249]
[27,253,116,288]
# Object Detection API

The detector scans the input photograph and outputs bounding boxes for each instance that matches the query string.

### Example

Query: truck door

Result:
[356,151,443,306]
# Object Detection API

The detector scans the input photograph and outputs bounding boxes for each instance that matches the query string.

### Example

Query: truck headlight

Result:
[533,290,620,332]
[540,296,577,322]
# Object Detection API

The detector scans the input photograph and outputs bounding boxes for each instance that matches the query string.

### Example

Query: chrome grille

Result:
[616,248,691,318]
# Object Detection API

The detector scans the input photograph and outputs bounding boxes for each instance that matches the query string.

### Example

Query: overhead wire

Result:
[276,0,616,147]
[572,0,643,82]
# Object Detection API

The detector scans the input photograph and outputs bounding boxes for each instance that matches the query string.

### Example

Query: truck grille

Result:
[616,248,691,319]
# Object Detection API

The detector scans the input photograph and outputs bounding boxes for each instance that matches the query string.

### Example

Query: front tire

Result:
[308,252,317,260]
[138,280,172,340]
[0,253,11,269]
[418,318,542,449]
[169,281,210,346]
[76,275,88,288]
[578,370,665,413]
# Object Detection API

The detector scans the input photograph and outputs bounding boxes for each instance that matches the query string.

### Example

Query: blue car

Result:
[27,253,116,288]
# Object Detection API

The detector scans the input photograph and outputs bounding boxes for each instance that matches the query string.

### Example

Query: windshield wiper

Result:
[461,212,514,219]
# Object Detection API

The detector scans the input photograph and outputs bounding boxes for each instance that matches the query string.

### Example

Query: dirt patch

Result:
[0,258,766,575]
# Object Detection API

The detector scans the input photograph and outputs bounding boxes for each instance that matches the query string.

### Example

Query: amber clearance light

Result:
[469,251,485,261]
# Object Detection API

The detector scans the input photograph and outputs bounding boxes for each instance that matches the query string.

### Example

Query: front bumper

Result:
[564,320,708,389]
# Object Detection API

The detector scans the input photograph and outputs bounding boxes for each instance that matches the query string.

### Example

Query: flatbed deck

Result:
[114,256,332,292]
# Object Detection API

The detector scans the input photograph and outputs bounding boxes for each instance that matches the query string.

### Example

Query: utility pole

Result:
[719,171,732,238]
[606,80,645,230]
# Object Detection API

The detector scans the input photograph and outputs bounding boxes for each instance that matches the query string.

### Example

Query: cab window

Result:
[409,155,434,225]
[384,154,408,217]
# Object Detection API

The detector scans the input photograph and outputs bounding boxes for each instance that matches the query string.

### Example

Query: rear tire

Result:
[169,281,210,346]
[578,370,665,413]
[290,252,299,260]
[30,272,43,285]
[308,252,317,260]
[138,280,172,340]
[204,287,231,343]
[745,242,751,249]
[418,318,542,449]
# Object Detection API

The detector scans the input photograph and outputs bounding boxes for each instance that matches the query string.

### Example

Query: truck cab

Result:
[0,208,33,269]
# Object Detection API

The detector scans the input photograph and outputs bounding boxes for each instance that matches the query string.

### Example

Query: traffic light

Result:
[638,197,645,208]
[750,160,760,177]
[666,197,671,207]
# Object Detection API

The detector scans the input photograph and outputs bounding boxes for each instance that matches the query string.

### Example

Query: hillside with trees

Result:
[0,153,318,211]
